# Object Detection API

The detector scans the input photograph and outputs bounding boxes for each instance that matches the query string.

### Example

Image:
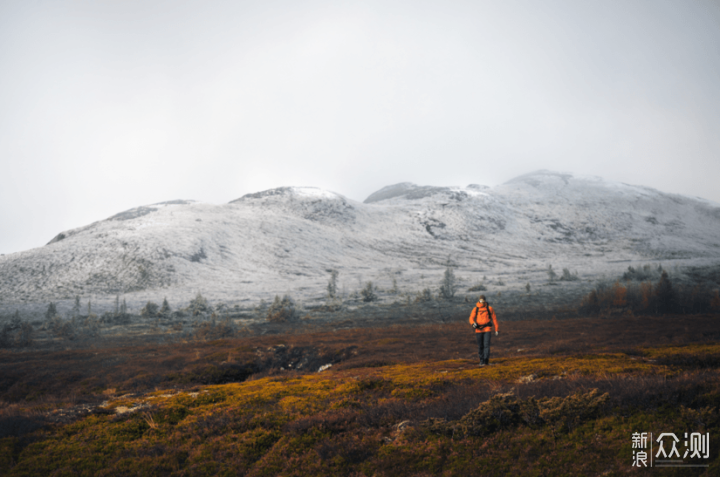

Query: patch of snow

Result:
[291,187,339,199]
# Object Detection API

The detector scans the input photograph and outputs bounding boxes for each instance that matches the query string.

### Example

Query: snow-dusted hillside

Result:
[1,170,720,312]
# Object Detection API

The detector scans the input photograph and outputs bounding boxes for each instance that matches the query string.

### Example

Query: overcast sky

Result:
[1,0,719,255]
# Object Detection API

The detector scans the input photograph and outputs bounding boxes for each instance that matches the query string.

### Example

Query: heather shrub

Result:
[424,388,609,437]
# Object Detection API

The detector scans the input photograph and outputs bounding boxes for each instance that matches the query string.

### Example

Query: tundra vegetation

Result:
[0,265,719,475]
[1,313,719,475]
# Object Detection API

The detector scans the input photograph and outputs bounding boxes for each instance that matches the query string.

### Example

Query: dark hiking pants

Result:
[475,331,491,364]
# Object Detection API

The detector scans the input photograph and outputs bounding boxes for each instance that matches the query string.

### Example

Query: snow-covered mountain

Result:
[2,170,719,309]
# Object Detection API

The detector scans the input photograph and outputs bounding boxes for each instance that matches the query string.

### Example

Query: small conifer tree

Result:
[188,292,211,316]
[160,297,171,316]
[45,302,57,321]
[361,281,378,302]
[439,267,458,300]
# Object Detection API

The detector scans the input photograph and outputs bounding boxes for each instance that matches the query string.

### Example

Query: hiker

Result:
[469,295,499,366]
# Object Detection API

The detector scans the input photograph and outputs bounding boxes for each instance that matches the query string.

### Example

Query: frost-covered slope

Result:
[1,170,719,308]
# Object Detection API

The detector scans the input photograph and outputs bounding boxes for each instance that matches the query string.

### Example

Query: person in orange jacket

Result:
[469,295,499,366]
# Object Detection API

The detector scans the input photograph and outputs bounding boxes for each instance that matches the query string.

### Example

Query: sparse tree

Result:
[547,265,558,283]
[0,324,10,348]
[415,288,433,303]
[439,267,458,300]
[49,316,75,341]
[188,292,211,316]
[120,298,127,316]
[141,301,160,318]
[655,270,675,314]
[45,302,58,321]
[10,310,21,329]
[327,270,339,298]
[561,268,579,281]
[710,290,720,311]
[72,295,81,318]
[159,297,171,316]
[267,295,298,322]
[361,281,378,302]
[526,283,531,293]
[0,312,31,348]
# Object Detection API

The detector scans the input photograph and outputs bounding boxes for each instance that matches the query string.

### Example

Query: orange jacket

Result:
[469,302,498,333]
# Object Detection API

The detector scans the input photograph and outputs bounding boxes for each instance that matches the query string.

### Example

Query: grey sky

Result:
[1,0,719,255]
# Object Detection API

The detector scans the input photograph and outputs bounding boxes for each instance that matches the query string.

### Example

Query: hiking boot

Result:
[478,362,486,367]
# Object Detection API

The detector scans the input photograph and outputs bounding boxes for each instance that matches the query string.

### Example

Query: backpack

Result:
[472,302,493,326]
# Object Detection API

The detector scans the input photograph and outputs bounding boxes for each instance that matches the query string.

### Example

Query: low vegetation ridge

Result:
[1,313,719,475]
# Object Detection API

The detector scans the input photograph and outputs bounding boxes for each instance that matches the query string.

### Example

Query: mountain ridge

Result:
[1,170,719,309]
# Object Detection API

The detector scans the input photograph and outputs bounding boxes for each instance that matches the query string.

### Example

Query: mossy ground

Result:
[1,315,719,475]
